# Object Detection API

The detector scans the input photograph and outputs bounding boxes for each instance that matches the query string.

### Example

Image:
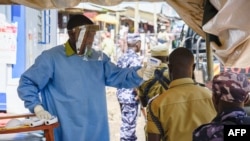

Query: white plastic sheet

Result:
[3,0,131,9]
[203,0,250,67]
[1,0,250,68]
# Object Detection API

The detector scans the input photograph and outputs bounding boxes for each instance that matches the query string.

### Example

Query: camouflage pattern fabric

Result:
[127,33,141,47]
[116,48,142,141]
[193,107,248,141]
[116,49,142,104]
[212,72,250,103]
[120,103,139,141]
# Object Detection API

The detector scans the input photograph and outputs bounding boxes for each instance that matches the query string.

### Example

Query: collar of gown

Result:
[64,41,75,57]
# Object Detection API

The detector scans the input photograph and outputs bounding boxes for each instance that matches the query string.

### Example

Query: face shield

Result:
[71,25,103,61]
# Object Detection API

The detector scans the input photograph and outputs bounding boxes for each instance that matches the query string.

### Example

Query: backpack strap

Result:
[143,67,170,99]
[196,82,205,87]
[146,68,170,140]
[148,99,166,141]
[141,78,158,107]
[154,67,170,89]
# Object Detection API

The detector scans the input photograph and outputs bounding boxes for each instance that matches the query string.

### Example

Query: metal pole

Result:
[206,33,213,81]
[153,3,157,35]
[196,36,203,70]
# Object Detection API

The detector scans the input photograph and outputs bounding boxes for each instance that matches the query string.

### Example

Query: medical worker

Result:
[17,15,148,141]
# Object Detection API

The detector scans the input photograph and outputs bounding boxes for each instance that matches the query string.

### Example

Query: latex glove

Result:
[34,105,52,120]
[138,57,161,80]
[136,66,145,78]
[137,66,156,81]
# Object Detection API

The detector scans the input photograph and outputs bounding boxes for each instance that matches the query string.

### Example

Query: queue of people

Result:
[16,14,250,141]
[145,47,217,141]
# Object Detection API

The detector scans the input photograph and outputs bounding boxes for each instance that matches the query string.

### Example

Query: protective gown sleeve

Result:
[103,55,143,88]
[17,52,53,113]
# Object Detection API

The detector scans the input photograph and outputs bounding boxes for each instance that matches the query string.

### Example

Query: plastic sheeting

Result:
[1,0,250,68]
[1,0,140,9]
[0,0,206,40]
[203,0,250,67]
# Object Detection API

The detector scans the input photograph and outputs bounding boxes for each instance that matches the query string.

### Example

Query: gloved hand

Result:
[137,65,156,81]
[34,105,52,120]
[136,66,145,78]
[137,57,161,80]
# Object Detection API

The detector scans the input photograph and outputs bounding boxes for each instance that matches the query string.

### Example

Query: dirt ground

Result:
[106,87,146,141]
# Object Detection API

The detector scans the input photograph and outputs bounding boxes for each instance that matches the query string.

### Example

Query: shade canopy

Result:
[94,14,118,24]
[1,0,250,69]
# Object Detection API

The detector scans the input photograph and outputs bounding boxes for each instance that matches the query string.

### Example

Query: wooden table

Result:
[0,114,59,141]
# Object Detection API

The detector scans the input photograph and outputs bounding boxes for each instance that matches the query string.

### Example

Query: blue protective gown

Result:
[17,44,143,141]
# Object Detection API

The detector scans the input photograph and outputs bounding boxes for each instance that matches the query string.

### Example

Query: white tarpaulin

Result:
[202,0,250,68]
[4,0,130,9]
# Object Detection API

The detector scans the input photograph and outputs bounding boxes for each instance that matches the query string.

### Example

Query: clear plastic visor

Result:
[71,25,103,61]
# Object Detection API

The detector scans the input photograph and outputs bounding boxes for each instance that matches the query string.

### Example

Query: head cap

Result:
[212,72,250,103]
[150,44,169,56]
[127,33,141,47]
[67,14,93,30]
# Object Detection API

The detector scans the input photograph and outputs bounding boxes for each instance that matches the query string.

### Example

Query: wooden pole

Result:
[206,33,214,81]
[115,5,120,36]
[134,1,139,33]
[153,3,157,35]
